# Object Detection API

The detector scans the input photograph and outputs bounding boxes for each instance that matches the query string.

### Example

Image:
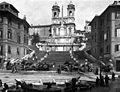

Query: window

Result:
[0,17,3,23]
[18,23,21,29]
[106,27,110,40]
[115,11,120,19]
[0,45,3,55]
[115,44,120,52]
[24,35,28,44]
[106,45,110,53]
[104,33,107,40]
[100,48,103,53]
[106,13,110,23]
[69,11,72,16]
[0,29,2,38]
[92,35,94,40]
[69,27,72,35]
[56,28,59,36]
[8,30,12,39]
[53,27,56,36]
[95,48,96,54]
[95,33,96,42]
[8,45,11,54]
[17,34,21,43]
[115,28,120,37]
[24,35,26,43]
[8,18,12,26]
[94,22,97,30]
[0,5,4,9]
[17,47,19,55]
[26,37,28,44]
[24,49,26,55]
[5,5,8,9]
[54,12,57,17]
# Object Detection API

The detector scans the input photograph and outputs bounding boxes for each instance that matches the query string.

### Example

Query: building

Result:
[30,2,83,51]
[89,16,100,59]
[84,20,91,50]
[0,2,30,63]
[89,1,120,71]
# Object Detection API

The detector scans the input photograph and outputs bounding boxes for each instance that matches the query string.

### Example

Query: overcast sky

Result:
[0,0,114,30]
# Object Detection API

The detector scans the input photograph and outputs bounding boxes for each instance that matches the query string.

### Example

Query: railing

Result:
[21,48,35,60]
[36,43,81,47]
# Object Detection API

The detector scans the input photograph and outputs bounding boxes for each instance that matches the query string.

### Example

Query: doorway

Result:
[116,60,120,71]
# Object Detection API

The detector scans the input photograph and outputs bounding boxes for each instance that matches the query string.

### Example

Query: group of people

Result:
[0,79,9,92]
[96,72,115,87]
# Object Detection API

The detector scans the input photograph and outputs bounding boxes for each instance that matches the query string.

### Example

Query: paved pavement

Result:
[0,69,79,85]
[0,70,120,92]
[80,78,120,92]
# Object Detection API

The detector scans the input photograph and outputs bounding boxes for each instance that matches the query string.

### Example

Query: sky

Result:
[0,0,115,30]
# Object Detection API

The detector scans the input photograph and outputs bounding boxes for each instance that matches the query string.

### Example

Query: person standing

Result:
[96,76,100,87]
[11,63,18,73]
[100,74,104,86]
[112,72,115,81]
[0,79,2,87]
[105,75,109,87]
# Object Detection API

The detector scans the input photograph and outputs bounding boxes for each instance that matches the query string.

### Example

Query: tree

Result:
[31,32,40,45]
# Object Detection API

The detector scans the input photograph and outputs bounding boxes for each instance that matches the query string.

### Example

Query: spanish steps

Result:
[29,45,97,66]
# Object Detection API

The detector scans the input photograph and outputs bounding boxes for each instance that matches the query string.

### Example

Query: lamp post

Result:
[84,59,88,72]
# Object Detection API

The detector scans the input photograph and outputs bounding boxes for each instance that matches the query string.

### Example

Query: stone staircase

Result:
[43,51,74,66]
[29,45,98,67]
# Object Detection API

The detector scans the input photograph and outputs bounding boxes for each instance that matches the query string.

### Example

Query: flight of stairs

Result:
[29,45,98,68]
[43,51,74,66]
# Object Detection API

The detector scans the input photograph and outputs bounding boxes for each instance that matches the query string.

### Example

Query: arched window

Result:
[69,11,72,16]
[54,12,57,17]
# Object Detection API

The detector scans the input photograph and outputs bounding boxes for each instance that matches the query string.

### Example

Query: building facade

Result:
[89,1,120,71]
[89,16,100,59]
[0,2,30,63]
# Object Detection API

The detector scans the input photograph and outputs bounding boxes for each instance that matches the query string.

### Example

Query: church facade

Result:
[30,2,83,51]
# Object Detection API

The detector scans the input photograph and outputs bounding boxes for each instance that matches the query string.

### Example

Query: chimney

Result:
[113,1,117,5]
[23,15,26,20]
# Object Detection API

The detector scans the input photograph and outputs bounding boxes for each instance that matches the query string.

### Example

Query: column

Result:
[3,17,8,60]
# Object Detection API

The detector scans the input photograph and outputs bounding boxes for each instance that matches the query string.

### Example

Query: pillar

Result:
[3,17,8,60]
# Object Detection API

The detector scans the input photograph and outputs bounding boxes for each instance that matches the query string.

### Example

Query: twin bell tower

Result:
[52,1,75,18]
